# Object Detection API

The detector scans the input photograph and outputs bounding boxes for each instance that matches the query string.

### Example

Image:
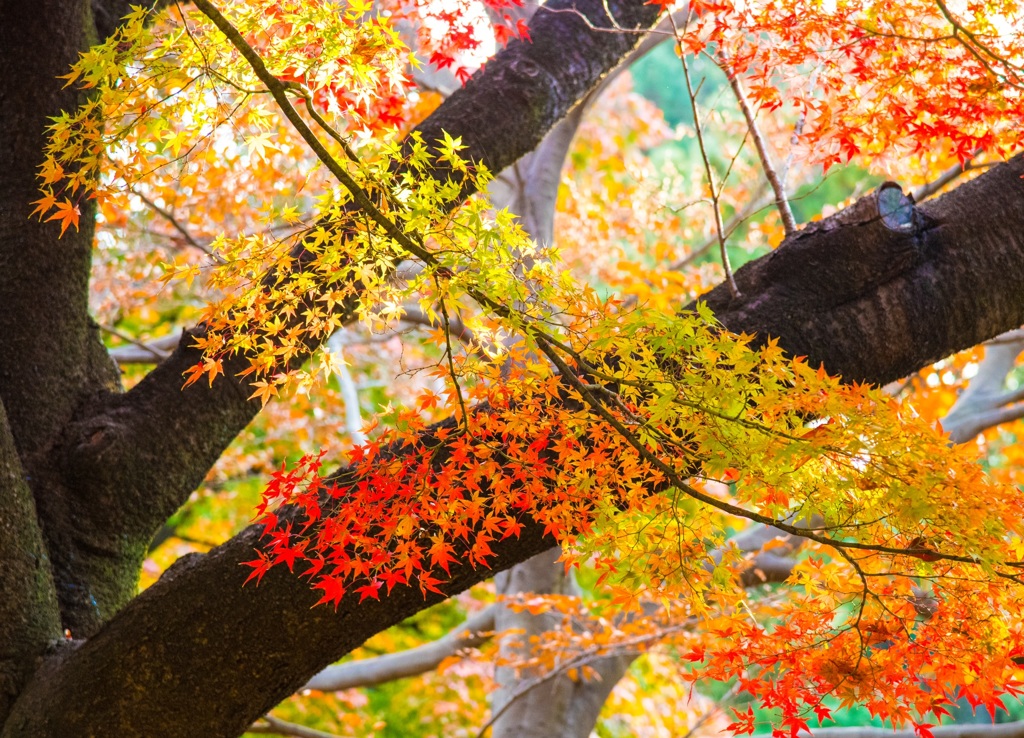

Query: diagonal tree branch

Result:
[303,605,496,692]
[8,155,1024,738]
[58,0,667,549]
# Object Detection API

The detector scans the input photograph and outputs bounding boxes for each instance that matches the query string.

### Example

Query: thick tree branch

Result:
[9,156,1024,738]
[699,156,1024,385]
[56,0,667,574]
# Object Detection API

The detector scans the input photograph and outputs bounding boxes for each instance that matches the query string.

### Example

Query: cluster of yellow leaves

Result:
[33,0,412,239]
[176,129,569,403]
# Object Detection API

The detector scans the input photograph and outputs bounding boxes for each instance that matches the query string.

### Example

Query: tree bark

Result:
[45,0,666,625]
[1,0,1024,735]
[5,157,1024,738]
[699,165,1024,384]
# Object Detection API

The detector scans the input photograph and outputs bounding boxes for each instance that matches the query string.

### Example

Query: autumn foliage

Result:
[34,0,1024,734]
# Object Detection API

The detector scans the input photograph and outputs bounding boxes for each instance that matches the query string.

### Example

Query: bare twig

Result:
[249,714,345,738]
[677,681,742,738]
[539,5,676,36]
[474,633,657,738]
[911,151,990,201]
[778,114,806,202]
[667,184,773,272]
[670,13,739,297]
[134,190,225,264]
[722,63,797,235]
[103,326,178,363]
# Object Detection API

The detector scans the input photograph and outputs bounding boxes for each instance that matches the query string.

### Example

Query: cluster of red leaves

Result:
[244,367,661,606]
[378,0,530,84]
[704,565,1024,737]
[245,0,415,131]
[676,0,1024,169]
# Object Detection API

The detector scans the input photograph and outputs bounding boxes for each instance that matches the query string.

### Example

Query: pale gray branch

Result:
[108,332,181,365]
[326,335,366,446]
[303,606,496,692]
[249,714,345,738]
[942,328,1024,443]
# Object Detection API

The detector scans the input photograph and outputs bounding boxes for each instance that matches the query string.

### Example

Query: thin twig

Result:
[532,333,1020,570]
[911,150,988,201]
[539,5,677,36]
[670,13,740,297]
[134,190,225,264]
[677,681,742,738]
[722,61,797,235]
[101,324,171,361]
[248,714,345,738]
[778,114,805,200]
[436,281,470,430]
[668,184,773,272]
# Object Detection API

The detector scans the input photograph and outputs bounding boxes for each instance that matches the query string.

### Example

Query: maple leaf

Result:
[429,538,457,574]
[29,192,58,221]
[242,554,272,586]
[727,706,757,735]
[313,575,346,609]
[380,569,408,593]
[45,199,81,235]
[355,581,382,602]
[249,379,280,407]
[245,132,279,161]
[915,724,936,738]
[418,572,445,596]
